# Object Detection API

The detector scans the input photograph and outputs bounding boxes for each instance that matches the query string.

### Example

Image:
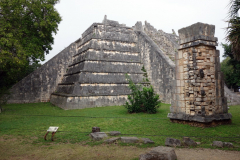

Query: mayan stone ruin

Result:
[7,16,240,114]
[168,23,232,125]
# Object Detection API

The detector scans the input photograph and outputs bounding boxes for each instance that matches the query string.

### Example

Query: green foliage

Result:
[221,43,240,91]
[0,0,61,88]
[226,0,240,60]
[124,66,161,114]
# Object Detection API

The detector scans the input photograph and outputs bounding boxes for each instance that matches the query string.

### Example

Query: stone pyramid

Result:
[50,16,144,109]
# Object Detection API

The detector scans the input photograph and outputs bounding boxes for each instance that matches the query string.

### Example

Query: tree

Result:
[221,43,240,91]
[226,0,240,60]
[0,0,61,88]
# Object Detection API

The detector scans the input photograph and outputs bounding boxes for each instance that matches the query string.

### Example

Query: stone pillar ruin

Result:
[168,23,232,126]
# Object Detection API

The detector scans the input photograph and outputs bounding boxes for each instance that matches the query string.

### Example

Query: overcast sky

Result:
[42,0,230,64]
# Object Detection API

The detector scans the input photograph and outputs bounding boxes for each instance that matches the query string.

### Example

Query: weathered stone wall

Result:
[133,22,175,104]
[143,21,179,61]
[8,43,76,103]
[50,17,145,109]
[168,22,231,123]
[224,84,240,106]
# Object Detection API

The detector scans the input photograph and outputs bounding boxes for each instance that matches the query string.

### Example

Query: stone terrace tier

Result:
[50,17,144,109]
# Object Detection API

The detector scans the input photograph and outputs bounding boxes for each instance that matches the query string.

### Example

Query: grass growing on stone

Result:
[0,102,240,151]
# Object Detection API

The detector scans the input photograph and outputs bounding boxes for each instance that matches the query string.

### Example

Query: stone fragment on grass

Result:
[212,141,223,148]
[109,131,121,136]
[223,142,234,148]
[121,137,139,143]
[92,127,100,133]
[183,137,197,146]
[165,138,181,147]
[104,137,120,144]
[139,146,177,160]
[90,132,107,141]
[141,138,155,144]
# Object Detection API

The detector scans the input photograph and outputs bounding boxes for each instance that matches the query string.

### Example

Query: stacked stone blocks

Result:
[168,23,232,123]
[50,17,144,109]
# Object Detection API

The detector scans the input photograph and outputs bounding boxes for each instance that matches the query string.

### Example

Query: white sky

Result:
[42,0,230,64]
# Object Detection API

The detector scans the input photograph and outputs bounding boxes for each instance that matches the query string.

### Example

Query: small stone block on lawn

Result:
[141,138,155,144]
[109,131,121,136]
[90,132,107,141]
[183,137,197,146]
[104,137,120,144]
[223,142,234,148]
[139,146,177,160]
[92,127,100,133]
[212,141,223,148]
[165,138,181,147]
[121,137,139,143]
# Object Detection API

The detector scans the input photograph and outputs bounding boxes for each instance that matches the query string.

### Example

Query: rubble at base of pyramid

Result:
[167,23,232,124]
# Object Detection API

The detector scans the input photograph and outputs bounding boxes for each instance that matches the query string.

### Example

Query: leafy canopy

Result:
[226,0,240,60]
[221,43,240,90]
[0,0,61,86]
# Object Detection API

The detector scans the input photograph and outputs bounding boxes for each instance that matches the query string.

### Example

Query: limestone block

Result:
[165,138,181,147]
[183,137,197,146]
[177,80,181,87]
[183,52,188,59]
[212,141,223,148]
[139,146,177,160]
[179,66,184,73]
[90,132,108,141]
[223,142,234,148]
[186,109,190,114]
[178,51,183,59]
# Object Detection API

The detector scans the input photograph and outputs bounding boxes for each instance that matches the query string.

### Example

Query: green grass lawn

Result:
[0,103,240,150]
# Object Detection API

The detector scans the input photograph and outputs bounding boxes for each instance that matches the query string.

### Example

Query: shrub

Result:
[124,66,161,114]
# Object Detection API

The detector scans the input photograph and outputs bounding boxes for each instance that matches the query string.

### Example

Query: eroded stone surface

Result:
[165,138,181,147]
[168,22,232,124]
[139,146,177,160]
[223,142,234,148]
[90,132,108,141]
[212,141,223,148]
[183,137,197,146]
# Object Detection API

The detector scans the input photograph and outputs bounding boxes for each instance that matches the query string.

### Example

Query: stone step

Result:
[66,61,142,75]
[61,72,144,84]
[56,83,131,96]
[72,50,140,66]
[77,39,139,54]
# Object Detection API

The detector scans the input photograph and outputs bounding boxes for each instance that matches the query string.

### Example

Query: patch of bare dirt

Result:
[1,136,240,160]
[175,148,240,160]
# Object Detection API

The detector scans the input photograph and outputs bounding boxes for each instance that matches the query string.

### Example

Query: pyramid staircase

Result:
[50,17,144,109]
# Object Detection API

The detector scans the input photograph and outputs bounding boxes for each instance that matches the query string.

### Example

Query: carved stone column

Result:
[168,22,232,126]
